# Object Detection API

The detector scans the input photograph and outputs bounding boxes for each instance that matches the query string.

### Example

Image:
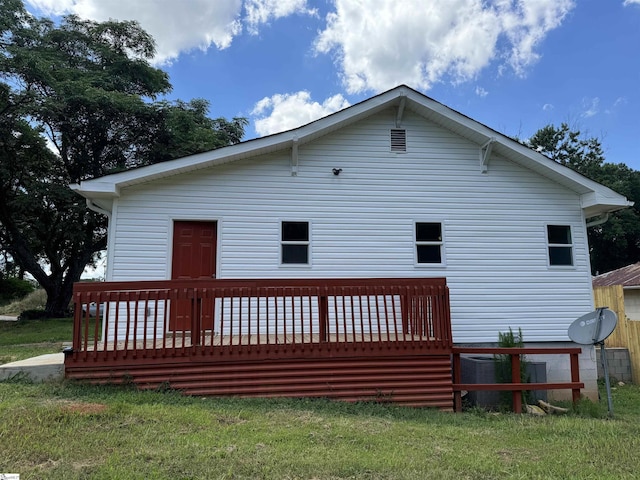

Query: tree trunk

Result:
[43,278,74,317]
[42,249,95,318]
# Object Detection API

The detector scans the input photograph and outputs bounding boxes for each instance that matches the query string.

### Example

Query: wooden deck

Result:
[65,278,455,408]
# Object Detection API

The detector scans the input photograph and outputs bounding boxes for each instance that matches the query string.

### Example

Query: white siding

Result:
[108,108,594,343]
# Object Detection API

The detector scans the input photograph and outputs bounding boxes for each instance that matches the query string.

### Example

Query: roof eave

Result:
[68,85,632,217]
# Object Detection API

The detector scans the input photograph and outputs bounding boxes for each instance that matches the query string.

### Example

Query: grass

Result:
[0,381,639,479]
[0,316,73,364]
[2,315,639,479]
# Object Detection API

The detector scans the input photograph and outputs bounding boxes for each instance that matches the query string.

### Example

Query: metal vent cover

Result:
[390,129,406,152]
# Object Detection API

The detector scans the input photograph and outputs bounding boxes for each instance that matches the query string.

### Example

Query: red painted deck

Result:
[65,278,454,408]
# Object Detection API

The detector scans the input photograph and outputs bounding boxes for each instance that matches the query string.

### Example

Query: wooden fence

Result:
[593,285,640,383]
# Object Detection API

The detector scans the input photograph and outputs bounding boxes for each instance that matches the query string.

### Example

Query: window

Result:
[281,221,309,264]
[390,129,406,152]
[547,225,573,266]
[416,222,443,264]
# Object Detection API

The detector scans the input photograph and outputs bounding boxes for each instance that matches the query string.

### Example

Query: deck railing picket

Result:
[374,293,382,345]
[161,293,168,354]
[82,298,90,356]
[340,288,348,343]
[275,287,281,344]
[229,289,235,346]
[113,293,121,358]
[382,288,390,343]
[290,289,296,346]
[102,295,110,354]
[92,293,101,354]
[124,293,132,354]
[133,292,140,356]
[365,292,373,345]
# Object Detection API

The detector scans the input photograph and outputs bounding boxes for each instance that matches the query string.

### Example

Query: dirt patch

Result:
[60,401,108,415]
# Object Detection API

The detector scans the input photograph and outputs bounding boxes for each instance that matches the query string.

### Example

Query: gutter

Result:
[86,199,111,220]
[586,213,609,228]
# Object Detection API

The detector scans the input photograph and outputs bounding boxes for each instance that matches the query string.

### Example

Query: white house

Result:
[70,85,631,400]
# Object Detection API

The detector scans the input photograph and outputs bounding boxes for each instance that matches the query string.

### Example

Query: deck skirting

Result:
[65,350,453,409]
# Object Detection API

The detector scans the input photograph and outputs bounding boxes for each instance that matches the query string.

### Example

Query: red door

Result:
[170,221,217,331]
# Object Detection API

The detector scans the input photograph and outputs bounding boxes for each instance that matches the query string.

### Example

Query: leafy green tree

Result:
[528,123,640,274]
[0,1,246,316]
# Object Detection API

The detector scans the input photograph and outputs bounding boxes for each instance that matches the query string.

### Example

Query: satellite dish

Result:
[568,307,618,417]
[568,308,617,345]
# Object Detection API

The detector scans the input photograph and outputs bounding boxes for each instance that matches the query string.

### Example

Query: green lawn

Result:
[1,317,639,479]
[0,381,639,479]
[0,317,73,364]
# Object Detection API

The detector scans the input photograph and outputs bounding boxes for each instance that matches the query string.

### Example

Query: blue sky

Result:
[27,0,640,169]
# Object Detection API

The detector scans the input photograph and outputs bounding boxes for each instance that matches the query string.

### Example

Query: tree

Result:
[0,1,247,316]
[528,123,640,274]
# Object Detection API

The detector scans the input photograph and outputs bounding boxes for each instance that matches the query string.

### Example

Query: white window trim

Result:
[279,219,312,268]
[414,220,446,268]
[546,223,575,269]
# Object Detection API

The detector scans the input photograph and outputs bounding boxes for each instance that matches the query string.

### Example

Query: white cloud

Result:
[613,97,628,107]
[542,103,554,111]
[581,97,600,118]
[26,0,313,64]
[314,0,575,94]
[475,86,489,97]
[624,0,640,6]
[605,97,628,114]
[244,0,317,34]
[251,91,351,136]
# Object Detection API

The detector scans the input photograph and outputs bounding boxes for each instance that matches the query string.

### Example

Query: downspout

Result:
[586,212,609,228]
[86,199,111,282]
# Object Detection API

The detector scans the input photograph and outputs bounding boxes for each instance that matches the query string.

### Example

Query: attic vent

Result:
[390,129,406,152]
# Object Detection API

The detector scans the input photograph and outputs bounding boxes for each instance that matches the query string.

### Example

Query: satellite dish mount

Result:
[568,307,618,416]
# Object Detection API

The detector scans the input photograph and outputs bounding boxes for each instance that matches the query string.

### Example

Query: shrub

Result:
[494,327,531,407]
[0,277,35,305]
[18,309,48,320]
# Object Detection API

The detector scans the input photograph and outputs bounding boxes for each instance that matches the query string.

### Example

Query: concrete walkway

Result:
[0,314,66,382]
[0,353,65,382]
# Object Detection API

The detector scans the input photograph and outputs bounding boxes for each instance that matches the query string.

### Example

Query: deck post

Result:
[72,292,82,355]
[452,352,462,412]
[511,353,522,413]
[570,352,581,404]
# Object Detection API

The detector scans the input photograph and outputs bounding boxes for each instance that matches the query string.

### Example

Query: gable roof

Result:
[70,85,631,218]
[593,262,640,287]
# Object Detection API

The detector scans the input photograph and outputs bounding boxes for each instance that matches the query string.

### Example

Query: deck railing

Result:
[70,278,452,361]
[452,347,584,413]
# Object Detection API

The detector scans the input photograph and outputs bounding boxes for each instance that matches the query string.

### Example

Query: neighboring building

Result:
[593,264,640,383]
[594,263,640,320]
[70,85,631,400]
